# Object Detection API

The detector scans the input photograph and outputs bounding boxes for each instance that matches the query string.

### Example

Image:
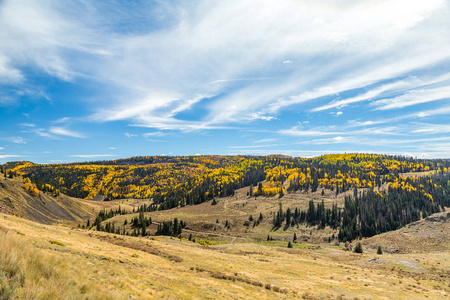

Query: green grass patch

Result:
[49,240,65,246]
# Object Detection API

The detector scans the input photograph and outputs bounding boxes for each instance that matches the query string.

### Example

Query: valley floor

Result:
[1,212,449,299]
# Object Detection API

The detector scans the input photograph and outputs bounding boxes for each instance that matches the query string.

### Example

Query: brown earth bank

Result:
[0,177,94,224]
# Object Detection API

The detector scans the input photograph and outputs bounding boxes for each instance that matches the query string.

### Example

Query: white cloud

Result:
[19,123,36,127]
[371,85,450,110]
[0,53,23,83]
[253,138,277,144]
[49,127,85,138]
[69,154,115,159]
[125,132,138,138]
[410,123,450,134]
[142,132,167,138]
[247,113,275,121]
[8,137,26,144]
[229,144,278,149]
[313,79,417,111]
[279,126,342,137]
[0,154,23,159]
[417,112,430,118]
[108,147,116,150]
[53,117,71,124]
[31,128,56,139]
[0,0,449,131]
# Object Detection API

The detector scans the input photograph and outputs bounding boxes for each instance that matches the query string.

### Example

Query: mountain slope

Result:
[362,211,450,253]
[0,177,94,224]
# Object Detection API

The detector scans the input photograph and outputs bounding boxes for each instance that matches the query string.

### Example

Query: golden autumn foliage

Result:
[23,181,40,197]
[6,154,448,204]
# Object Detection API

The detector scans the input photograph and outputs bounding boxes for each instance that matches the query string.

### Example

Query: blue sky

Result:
[1,0,450,164]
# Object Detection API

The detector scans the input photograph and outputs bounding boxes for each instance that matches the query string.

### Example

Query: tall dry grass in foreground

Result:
[0,226,113,300]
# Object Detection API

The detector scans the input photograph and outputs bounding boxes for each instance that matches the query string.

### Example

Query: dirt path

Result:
[223,199,248,216]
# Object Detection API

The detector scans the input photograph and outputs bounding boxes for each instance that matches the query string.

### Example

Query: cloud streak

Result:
[1,0,449,160]
[69,154,115,159]
[1,0,449,129]
[49,127,85,138]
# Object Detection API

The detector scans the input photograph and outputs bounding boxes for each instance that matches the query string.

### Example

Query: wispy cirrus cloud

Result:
[253,138,277,144]
[69,154,115,159]
[1,0,450,160]
[312,79,417,112]
[7,137,26,144]
[48,127,85,138]
[19,123,36,127]
[371,85,450,110]
[0,154,24,159]
[125,132,138,138]
[2,0,449,129]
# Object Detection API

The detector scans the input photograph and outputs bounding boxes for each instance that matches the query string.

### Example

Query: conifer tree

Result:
[354,242,363,253]
[377,245,383,255]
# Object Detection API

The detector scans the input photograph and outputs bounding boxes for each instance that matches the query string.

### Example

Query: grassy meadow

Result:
[1,210,448,299]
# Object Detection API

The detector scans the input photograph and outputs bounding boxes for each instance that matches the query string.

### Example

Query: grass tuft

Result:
[49,240,65,246]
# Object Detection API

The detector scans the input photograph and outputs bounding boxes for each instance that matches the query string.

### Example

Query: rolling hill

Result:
[0,154,449,299]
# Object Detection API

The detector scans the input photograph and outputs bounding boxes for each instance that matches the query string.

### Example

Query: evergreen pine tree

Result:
[141,222,146,236]
[354,242,363,253]
[377,245,383,255]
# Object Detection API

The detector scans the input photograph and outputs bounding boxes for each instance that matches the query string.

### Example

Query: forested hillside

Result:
[2,153,450,242]
[4,154,448,202]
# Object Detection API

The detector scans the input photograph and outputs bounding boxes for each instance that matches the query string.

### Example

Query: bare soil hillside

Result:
[0,177,94,224]
[362,211,450,253]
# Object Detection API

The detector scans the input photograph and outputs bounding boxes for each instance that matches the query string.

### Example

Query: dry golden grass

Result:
[0,224,119,299]
[1,212,448,299]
